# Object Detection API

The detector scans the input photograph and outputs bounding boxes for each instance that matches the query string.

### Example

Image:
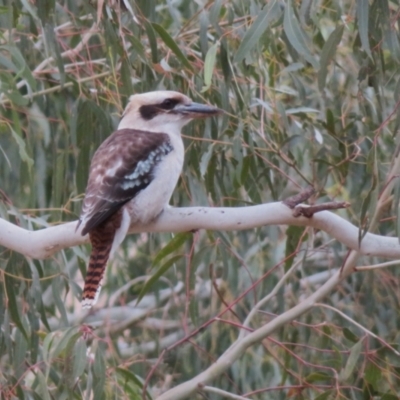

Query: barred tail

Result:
[81,210,123,309]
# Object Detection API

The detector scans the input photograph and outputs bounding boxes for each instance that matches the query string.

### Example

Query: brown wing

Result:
[78,129,172,236]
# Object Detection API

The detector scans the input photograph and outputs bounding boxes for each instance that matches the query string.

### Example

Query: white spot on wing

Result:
[123,142,173,186]
[105,159,123,177]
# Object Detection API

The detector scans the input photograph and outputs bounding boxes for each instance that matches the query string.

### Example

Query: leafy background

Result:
[1,0,400,399]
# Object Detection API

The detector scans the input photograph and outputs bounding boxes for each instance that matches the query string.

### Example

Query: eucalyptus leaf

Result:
[200,143,215,177]
[4,264,28,340]
[234,0,282,63]
[202,41,219,92]
[136,255,184,305]
[152,23,193,71]
[283,0,319,69]
[318,25,344,91]
[341,340,363,381]
[356,0,372,58]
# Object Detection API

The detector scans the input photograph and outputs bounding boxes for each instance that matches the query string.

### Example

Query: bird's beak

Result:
[173,102,223,118]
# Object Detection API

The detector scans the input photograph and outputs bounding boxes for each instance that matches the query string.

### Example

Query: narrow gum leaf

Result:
[234,0,282,63]
[283,0,319,69]
[202,41,219,92]
[318,25,344,91]
[152,23,194,71]
[356,0,372,58]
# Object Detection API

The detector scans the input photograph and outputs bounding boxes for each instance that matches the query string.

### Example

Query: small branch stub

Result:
[283,186,315,209]
[293,202,351,218]
[283,187,350,218]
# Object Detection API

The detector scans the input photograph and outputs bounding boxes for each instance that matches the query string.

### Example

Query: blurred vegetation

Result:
[1,0,400,398]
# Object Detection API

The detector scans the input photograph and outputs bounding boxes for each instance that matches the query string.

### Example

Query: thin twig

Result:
[315,303,400,356]
[0,72,111,106]
[199,386,249,400]
[355,260,400,271]
[283,187,315,209]
[238,257,303,339]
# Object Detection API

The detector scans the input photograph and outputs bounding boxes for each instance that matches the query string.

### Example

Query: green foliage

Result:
[1,0,400,398]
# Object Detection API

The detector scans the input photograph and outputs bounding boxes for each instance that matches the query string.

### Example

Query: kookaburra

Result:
[77,90,222,308]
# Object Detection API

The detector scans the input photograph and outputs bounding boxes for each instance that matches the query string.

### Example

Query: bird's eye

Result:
[161,98,178,110]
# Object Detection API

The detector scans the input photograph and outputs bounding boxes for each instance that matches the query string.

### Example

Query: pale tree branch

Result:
[199,386,249,400]
[155,154,400,400]
[238,258,303,339]
[156,267,345,400]
[0,186,398,400]
[355,260,400,271]
[155,250,393,400]
[1,201,400,260]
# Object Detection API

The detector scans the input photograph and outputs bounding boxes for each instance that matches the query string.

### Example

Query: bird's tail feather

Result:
[81,211,122,308]
[81,236,112,309]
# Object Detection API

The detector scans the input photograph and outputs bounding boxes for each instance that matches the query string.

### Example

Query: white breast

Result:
[127,132,184,224]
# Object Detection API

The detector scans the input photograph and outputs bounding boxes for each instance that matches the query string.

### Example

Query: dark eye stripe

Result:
[139,105,159,120]
[139,98,181,120]
[160,98,180,110]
